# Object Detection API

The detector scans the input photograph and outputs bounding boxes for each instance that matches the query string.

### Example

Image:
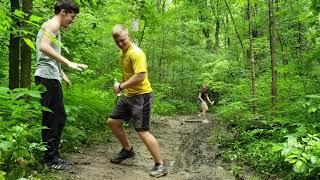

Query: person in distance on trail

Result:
[107,24,168,178]
[34,0,87,170]
[198,83,214,123]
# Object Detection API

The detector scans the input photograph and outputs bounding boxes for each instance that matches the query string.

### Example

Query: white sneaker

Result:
[202,119,209,123]
[150,164,167,177]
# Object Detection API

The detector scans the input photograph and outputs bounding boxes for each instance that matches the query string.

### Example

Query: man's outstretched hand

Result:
[68,62,88,71]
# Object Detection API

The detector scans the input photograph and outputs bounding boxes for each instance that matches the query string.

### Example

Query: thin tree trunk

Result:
[268,0,277,109]
[214,17,220,51]
[158,29,165,82]
[210,0,220,51]
[202,27,212,50]
[157,0,162,12]
[9,0,20,89]
[157,0,167,13]
[171,66,175,97]
[248,0,256,114]
[223,0,244,51]
[198,1,213,51]
[225,15,230,48]
[138,20,146,47]
[20,0,32,88]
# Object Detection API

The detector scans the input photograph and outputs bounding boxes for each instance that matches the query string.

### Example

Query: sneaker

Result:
[110,147,135,164]
[54,156,72,165]
[45,162,71,170]
[150,164,168,178]
[44,156,72,170]
[202,119,209,123]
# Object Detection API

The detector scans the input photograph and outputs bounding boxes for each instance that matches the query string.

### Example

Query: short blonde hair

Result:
[112,24,129,37]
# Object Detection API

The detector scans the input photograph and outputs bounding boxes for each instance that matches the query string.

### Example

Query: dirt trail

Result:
[56,115,244,180]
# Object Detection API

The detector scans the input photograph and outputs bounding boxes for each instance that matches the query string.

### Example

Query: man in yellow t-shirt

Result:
[119,40,152,96]
[107,24,167,178]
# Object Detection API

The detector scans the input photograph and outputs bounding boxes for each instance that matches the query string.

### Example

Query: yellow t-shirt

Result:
[120,43,152,96]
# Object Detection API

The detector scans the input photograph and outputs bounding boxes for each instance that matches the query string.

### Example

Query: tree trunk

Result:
[20,0,33,88]
[138,21,146,47]
[156,0,166,13]
[268,0,277,109]
[223,0,244,51]
[248,0,256,114]
[210,0,220,51]
[201,27,212,50]
[157,0,162,12]
[214,18,220,51]
[224,15,230,48]
[158,29,165,82]
[9,0,20,89]
[198,1,213,51]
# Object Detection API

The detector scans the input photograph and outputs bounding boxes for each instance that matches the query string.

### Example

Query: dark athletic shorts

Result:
[109,93,154,132]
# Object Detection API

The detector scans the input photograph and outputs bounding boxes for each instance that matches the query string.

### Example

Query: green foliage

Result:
[151,83,198,115]
[153,100,176,116]
[60,76,115,150]
[216,100,251,127]
[0,87,45,179]
[277,134,320,177]
[0,87,43,123]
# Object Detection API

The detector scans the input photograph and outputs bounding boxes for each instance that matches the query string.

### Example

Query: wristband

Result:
[119,83,123,90]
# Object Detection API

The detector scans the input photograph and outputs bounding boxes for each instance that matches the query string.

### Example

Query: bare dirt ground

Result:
[48,114,257,180]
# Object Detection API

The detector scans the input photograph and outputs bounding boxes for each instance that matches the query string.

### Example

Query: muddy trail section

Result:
[52,115,256,180]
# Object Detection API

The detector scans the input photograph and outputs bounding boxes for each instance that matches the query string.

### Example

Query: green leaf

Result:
[38,145,47,151]
[299,157,308,163]
[305,94,320,99]
[23,38,36,51]
[286,154,298,159]
[41,106,53,113]
[14,91,26,99]
[44,31,69,53]
[0,87,9,94]
[27,90,41,99]
[12,126,24,134]
[301,153,310,160]
[308,107,317,113]
[0,141,13,151]
[311,155,317,164]
[29,142,38,149]
[293,160,304,173]
[289,159,297,164]
[68,116,76,122]
[29,15,42,22]
[272,144,283,152]
[13,10,25,18]
[0,171,6,179]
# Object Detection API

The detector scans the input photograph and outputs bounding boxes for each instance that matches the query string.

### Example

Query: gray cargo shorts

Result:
[109,93,154,132]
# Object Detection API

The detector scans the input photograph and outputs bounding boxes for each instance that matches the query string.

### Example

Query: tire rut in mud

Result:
[170,116,235,180]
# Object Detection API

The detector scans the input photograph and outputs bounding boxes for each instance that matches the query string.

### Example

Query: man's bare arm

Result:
[114,73,145,93]
[39,20,87,71]
[61,69,71,87]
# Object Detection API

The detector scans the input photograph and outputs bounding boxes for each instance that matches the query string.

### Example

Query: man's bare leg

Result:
[137,131,163,163]
[107,118,131,150]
